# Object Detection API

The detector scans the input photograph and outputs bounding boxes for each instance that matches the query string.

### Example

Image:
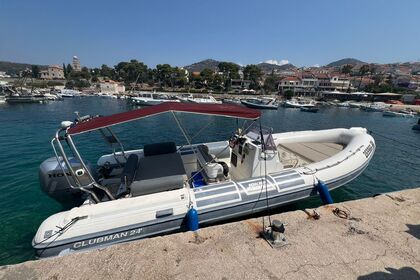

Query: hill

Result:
[256,62,296,74]
[0,61,47,75]
[184,59,221,72]
[326,58,366,67]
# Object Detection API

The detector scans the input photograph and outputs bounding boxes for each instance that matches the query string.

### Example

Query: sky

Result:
[1,0,419,68]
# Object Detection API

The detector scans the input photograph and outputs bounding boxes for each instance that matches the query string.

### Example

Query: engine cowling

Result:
[39,157,95,207]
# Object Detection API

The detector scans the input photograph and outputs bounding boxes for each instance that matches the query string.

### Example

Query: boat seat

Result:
[115,154,139,197]
[196,144,226,180]
[129,142,187,197]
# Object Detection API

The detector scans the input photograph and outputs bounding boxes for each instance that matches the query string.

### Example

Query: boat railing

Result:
[51,127,115,203]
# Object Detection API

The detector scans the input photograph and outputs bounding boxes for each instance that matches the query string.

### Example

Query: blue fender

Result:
[316,180,334,205]
[186,207,199,231]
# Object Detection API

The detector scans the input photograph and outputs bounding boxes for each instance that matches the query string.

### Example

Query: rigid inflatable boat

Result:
[33,102,375,258]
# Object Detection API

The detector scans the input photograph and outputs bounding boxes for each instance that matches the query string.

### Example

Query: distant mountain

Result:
[256,62,296,73]
[0,61,47,75]
[184,59,221,72]
[326,58,366,67]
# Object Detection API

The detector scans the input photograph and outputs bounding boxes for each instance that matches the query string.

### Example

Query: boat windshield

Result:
[243,122,276,150]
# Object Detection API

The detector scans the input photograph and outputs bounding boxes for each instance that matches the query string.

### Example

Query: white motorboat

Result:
[360,102,389,112]
[43,92,63,101]
[33,103,375,258]
[132,92,180,106]
[382,110,416,118]
[283,99,315,109]
[59,89,81,98]
[283,99,302,108]
[241,98,279,109]
[0,95,6,103]
[101,93,118,99]
[176,93,194,102]
[222,98,242,105]
[186,95,222,104]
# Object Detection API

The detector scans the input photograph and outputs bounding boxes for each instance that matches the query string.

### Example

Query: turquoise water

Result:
[0,98,419,265]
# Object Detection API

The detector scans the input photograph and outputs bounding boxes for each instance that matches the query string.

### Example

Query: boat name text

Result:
[73,228,143,249]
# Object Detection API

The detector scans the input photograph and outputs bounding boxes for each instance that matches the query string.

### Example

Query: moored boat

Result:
[6,94,47,103]
[283,99,301,108]
[382,110,415,118]
[33,102,375,258]
[241,97,279,109]
[300,106,319,113]
[186,95,222,104]
[132,92,180,106]
[222,98,242,105]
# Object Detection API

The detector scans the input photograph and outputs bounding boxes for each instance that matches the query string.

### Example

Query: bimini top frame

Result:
[67,102,261,135]
[52,102,261,203]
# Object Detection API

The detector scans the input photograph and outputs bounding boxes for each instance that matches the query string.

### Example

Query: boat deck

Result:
[278,142,343,168]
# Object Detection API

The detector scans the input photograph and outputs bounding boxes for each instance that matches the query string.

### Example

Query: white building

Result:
[72,56,81,72]
[330,76,352,91]
[278,76,301,93]
[40,65,65,80]
[100,80,125,94]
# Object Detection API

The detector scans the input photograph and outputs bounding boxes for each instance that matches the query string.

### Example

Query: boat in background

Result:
[132,92,180,106]
[300,106,319,113]
[336,101,351,108]
[186,95,222,104]
[383,110,416,118]
[283,99,302,108]
[360,102,389,112]
[241,97,279,109]
[176,93,194,102]
[59,89,81,98]
[6,94,47,103]
[222,98,242,105]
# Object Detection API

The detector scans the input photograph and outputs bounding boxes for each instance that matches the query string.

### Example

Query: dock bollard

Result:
[187,207,199,231]
[316,180,334,205]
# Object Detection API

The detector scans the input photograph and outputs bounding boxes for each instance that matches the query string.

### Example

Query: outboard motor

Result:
[39,157,95,207]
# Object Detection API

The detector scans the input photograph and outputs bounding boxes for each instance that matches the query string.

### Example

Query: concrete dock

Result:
[1,188,419,280]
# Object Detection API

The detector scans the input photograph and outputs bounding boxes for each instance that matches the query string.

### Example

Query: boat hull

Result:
[33,128,375,258]
[33,163,368,258]
[241,100,278,110]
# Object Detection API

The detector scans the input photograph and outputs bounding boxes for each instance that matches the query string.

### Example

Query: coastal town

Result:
[1,56,420,105]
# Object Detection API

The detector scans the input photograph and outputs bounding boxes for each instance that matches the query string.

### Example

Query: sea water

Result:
[0,97,419,265]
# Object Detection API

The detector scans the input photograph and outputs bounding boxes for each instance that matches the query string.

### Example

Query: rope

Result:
[369,129,420,150]
[33,216,85,257]
[332,207,349,219]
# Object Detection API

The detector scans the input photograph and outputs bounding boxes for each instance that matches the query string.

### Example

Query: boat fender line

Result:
[316,180,333,205]
[186,207,199,231]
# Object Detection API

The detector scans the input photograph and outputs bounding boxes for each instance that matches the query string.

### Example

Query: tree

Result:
[156,64,174,87]
[31,65,40,78]
[243,64,262,89]
[100,64,115,79]
[341,64,353,74]
[62,63,67,78]
[284,89,294,100]
[201,68,214,82]
[66,64,73,76]
[218,62,240,79]
[359,64,370,76]
[80,67,91,80]
[357,64,371,90]
[264,74,278,93]
[217,62,240,92]
[115,59,149,85]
